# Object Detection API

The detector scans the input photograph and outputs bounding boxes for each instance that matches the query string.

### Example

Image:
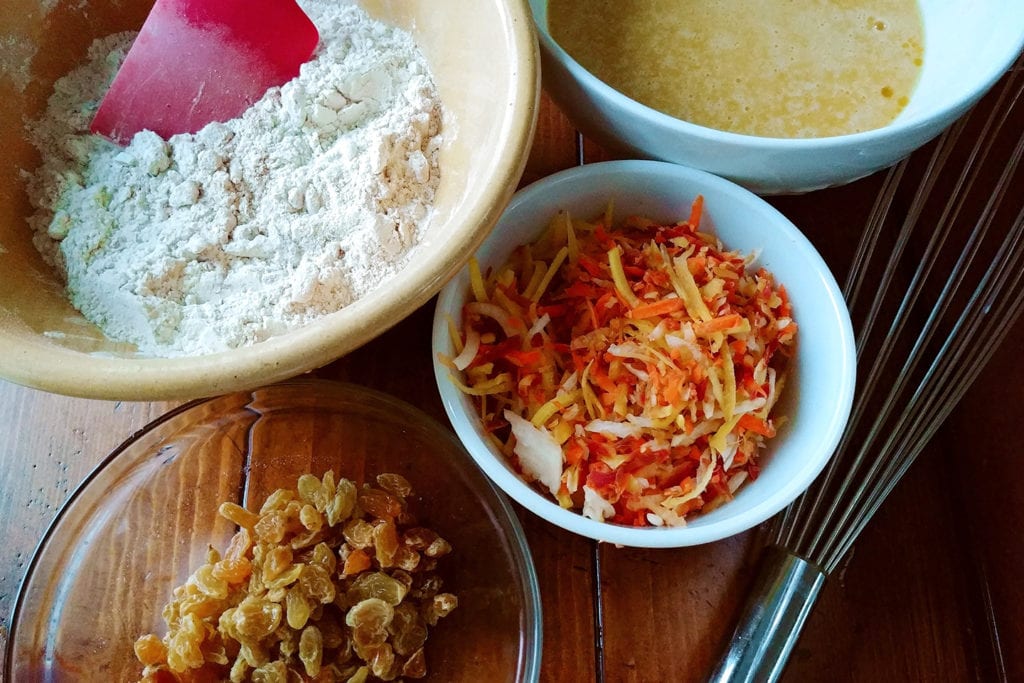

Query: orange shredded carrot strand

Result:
[688,195,704,229]
[737,413,776,438]
[693,313,744,336]
[627,298,685,319]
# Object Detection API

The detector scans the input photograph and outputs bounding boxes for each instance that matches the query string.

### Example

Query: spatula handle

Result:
[709,546,827,683]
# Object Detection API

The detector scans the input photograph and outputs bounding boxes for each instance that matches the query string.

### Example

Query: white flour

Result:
[25,1,442,357]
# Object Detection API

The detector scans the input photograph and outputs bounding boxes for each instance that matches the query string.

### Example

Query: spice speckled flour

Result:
[25,1,442,357]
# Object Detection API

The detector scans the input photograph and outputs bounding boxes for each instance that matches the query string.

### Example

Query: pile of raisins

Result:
[134,471,457,682]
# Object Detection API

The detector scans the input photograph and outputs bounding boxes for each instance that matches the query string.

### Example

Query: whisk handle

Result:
[709,546,827,683]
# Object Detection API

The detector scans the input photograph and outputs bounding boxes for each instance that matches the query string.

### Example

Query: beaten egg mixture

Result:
[549,0,923,138]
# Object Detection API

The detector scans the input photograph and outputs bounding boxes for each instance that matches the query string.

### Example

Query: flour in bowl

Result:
[25,1,442,357]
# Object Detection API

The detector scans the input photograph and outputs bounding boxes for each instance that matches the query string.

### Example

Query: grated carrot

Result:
[444,196,797,527]
[628,298,686,319]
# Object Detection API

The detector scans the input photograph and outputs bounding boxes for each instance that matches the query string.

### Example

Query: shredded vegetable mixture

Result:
[442,197,797,527]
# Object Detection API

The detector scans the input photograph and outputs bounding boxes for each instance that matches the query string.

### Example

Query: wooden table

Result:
[3,85,1023,682]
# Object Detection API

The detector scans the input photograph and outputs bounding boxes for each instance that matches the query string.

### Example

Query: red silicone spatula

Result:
[91,0,319,145]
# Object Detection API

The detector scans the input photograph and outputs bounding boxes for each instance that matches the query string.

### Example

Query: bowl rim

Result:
[0,0,541,402]
[431,159,857,548]
[4,378,544,681]
[529,0,1024,148]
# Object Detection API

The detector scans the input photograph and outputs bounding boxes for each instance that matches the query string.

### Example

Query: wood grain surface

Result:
[2,82,1023,683]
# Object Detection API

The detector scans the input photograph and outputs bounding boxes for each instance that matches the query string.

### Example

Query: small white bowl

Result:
[529,0,1024,194]
[432,160,856,547]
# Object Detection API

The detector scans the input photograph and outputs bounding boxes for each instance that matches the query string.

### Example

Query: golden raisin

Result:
[401,647,427,679]
[423,593,458,626]
[346,572,407,606]
[368,642,397,681]
[232,597,282,639]
[166,613,205,671]
[259,488,294,514]
[357,487,402,520]
[219,501,259,529]
[346,598,394,632]
[177,592,223,620]
[321,470,337,497]
[299,564,336,604]
[229,653,249,682]
[373,520,399,568]
[376,473,412,498]
[401,527,438,551]
[212,557,251,584]
[263,546,293,581]
[351,623,388,652]
[389,570,413,591]
[289,527,324,550]
[263,562,303,590]
[223,528,252,562]
[342,519,374,550]
[300,504,323,531]
[286,586,313,630]
[345,666,370,683]
[410,575,443,600]
[133,633,166,667]
[342,548,372,576]
[250,660,287,683]
[424,536,452,559]
[389,603,427,656]
[191,564,228,599]
[392,545,420,572]
[326,479,357,527]
[254,510,287,544]
[297,473,329,511]
[311,542,337,575]
[299,624,324,677]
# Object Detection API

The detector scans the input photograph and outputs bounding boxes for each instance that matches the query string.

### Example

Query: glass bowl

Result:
[6,379,541,681]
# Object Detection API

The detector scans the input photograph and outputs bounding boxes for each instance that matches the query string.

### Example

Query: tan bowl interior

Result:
[0,0,538,400]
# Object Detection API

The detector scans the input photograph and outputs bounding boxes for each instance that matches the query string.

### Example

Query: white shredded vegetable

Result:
[582,485,616,522]
[505,410,563,495]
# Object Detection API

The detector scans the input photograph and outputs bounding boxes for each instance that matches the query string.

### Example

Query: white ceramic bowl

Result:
[529,0,1024,195]
[432,160,856,547]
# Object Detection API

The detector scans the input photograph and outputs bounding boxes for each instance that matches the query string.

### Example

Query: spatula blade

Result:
[91,0,318,145]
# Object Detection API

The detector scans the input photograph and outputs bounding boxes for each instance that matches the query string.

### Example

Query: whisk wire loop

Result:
[778,61,1024,567]
[714,57,1024,681]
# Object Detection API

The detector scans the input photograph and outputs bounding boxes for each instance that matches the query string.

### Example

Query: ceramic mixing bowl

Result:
[0,0,539,400]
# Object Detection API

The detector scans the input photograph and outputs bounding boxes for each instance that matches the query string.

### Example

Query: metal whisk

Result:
[711,59,1024,682]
